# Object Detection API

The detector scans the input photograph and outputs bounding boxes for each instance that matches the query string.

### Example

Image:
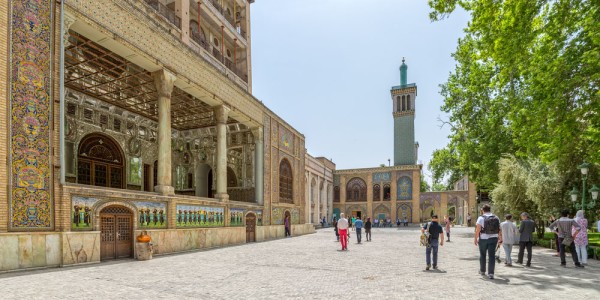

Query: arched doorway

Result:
[77,133,124,188]
[245,213,256,243]
[100,205,133,260]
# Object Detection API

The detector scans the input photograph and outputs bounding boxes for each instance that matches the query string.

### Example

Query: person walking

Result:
[284,215,291,237]
[474,204,502,280]
[422,214,444,270]
[351,216,356,231]
[549,210,584,268]
[573,210,588,265]
[500,214,518,266]
[333,217,339,241]
[365,217,372,241]
[444,215,451,242]
[516,212,535,267]
[467,213,472,227]
[337,213,349,251]
[355,217,364,244]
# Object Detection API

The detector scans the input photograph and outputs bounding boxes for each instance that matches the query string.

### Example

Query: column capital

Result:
[250,127,263,141]
[213,105,231,124]
[63,12,77,46]
[152,69,177,97]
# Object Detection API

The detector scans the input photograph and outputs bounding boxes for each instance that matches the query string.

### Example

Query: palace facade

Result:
[0,0,314,272]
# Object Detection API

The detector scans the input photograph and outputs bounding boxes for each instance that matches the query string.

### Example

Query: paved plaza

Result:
[1,227,598,299]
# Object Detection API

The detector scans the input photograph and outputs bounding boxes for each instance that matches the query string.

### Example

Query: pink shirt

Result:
[572,218,588,246]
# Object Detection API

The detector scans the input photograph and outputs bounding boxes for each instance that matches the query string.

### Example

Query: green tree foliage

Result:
[420,174,431,192]
[427,0,600,188]
[428,148,462,189]
[491,155,569,238]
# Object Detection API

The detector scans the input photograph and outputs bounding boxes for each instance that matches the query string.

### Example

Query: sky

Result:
[250,0,470,184]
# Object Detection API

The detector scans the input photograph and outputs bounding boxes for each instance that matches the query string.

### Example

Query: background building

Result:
[332,61,476,224]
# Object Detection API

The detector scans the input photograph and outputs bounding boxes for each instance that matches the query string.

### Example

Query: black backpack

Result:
[482,215,500,234]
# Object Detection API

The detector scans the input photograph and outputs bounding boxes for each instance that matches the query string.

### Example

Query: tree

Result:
[420,174,431,192]
[428,0,600,189]
[490,155,569,238]
[428,148,462,190]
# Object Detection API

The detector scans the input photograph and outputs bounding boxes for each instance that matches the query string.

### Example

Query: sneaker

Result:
[575,264,584,268]
[433,265,438,270]
[488,274,494,280]
[479,271,486,276]
[426,265,431,271]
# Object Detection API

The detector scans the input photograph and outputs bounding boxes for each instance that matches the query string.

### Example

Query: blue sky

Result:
[250,0,470,184]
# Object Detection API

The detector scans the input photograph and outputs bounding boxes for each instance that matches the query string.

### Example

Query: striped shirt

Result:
[549,217,581,238]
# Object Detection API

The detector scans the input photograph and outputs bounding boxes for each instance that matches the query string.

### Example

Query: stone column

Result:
[214,105,230,200]
[176,0,190,44]
[153,70,176,195]
[251,127,264,205]
[195,162,210,197]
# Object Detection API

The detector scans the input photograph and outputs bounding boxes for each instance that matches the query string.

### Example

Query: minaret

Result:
[391,58,417,165]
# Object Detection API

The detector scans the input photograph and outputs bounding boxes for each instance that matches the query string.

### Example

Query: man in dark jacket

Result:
[365,217,372,241]
[517,212,536,267]
[422,215,444,270]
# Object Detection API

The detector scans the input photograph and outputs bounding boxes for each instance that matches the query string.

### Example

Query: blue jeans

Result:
[426,239,439,266]
[356,228,362,243]
[503,244,513,264]
[479,237,498,274]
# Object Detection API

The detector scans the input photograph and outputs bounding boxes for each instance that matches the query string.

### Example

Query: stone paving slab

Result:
[0,227,598,299]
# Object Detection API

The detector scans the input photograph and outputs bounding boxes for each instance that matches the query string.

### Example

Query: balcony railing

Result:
[145,0,181,28]
[191,31,209,51]
[206,0,245,38]
[228,187,255,203]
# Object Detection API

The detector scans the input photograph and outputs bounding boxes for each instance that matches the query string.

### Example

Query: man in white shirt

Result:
[474,204,503,280]
[337,213,349,251]
[500,214,518,266]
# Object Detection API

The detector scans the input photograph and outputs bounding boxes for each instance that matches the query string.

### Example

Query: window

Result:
[334,186,340,202]
[396,96,401,112]
[383,184,391,201]
[77,133,124,189]
[407,95,411,110]
[373,184,381,201]
[279,159,293,203]
[346,177,367,202]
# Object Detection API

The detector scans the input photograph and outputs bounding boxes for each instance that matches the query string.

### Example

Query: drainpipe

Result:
[59,0,66,185]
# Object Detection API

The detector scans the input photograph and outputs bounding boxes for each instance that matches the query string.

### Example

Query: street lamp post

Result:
[569,161,600,210]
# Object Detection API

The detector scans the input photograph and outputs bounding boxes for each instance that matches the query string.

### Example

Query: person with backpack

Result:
[421,214,445,270]
[474,205,503,279]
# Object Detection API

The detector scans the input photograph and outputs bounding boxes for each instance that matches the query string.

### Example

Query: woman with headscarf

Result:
[572,210,589,265]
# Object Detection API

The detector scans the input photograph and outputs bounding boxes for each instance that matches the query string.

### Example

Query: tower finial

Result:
[400,58,408,86]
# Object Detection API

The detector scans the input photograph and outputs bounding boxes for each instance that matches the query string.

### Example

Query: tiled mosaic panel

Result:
[396,176,412,200]
[9,0,53,229]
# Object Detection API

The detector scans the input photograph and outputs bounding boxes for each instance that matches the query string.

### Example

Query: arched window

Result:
[77,133,124,189]
[373,184,381,201]
[401,95,406,111]
[407,95,411,110]
[346,177,367,202]
[383,184,391,201]
[334,186,340,202]
[279,159,293,203]
[227,166,238,187]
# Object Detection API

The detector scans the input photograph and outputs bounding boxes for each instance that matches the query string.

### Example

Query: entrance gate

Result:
[100,206,133,260]
[246,213,256,243]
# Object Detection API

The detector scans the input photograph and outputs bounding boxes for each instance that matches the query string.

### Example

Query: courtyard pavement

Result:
[0,226,598,299]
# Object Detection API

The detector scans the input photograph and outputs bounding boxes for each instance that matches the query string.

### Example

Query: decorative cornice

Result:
[335,165,421,175]
[391,86,417,95]
[393,111,415,118]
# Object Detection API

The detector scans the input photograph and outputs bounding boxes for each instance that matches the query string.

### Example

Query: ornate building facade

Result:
[333,61,476,224]
[304,154,334,225]
[0,0,313,272]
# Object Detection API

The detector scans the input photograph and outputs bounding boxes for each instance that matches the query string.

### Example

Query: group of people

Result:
[333,214,373,250]
[396,218,410,227]
[420,204,593,280]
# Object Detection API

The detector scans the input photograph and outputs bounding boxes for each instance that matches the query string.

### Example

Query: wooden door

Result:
[246,214,256,243]
[100,206,133,260]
